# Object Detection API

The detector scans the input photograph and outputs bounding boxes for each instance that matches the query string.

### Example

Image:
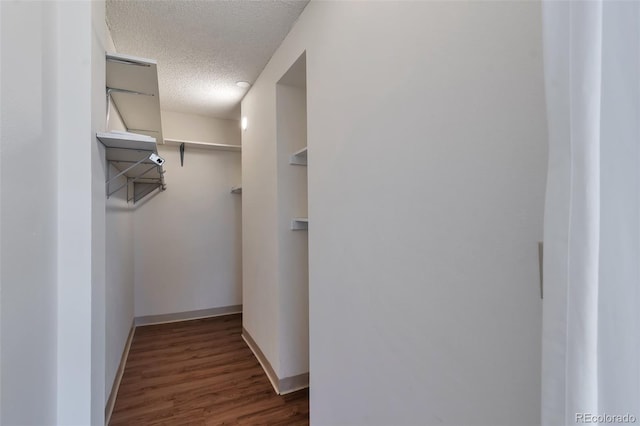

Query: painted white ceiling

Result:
[106,0,309,120]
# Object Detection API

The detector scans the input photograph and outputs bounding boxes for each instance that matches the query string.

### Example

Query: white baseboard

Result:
[105,321,135,425]
[134,305,242,327]
[242,327,309,395]
[279,372,310,395]
[242,328,280,394]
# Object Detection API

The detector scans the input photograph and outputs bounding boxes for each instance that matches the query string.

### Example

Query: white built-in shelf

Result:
[98,130,157,151]
[231,187,242,194]
[291,218,309,231]
[97,131,166,202]
[165,138,241,152]
[106,53,163,144]
[103,52,166,204]
[289,147,307,166]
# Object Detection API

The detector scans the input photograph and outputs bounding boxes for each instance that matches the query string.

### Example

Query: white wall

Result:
[242,2,547,425]
[276,81,309,378]
[0,2,59,423]
[134,114,242,317]
[56,4,95,420]
[162,110,240,145]
[90,2,107,423]
[58,1,108,423]
[242,89,281,377]
[105,163,133,400]
[103,25,135,408]
[1,1,106,424]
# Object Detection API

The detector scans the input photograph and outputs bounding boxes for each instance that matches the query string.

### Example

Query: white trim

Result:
[279,373,310,394]
[280,383,310,395]
[105,321,135,425]
[242,328,309,395]
[242,331,280,395]
[134,305,242,327]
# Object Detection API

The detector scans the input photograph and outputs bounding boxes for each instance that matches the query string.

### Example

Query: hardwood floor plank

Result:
[110,314,309,425]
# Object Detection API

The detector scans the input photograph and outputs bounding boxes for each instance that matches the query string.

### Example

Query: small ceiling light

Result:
[236,81,251,89]
[241,117,248,131]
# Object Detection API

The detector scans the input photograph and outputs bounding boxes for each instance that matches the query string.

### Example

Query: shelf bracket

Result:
[106,86,155,97]
[291,219,309,230]
[106,56,151,67]
[106,87,155,130]
[538,242,544,299]
[289,147,308,166]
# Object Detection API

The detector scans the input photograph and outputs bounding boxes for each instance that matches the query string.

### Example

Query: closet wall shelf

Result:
[103,52,166,204]
[289,146,307,166]
[106,53,163,144]
[291,218,309,230]
[165,138,241,152]
[98,131,166,202]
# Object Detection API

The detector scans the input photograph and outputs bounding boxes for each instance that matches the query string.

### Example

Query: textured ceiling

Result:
[106,0,309,119]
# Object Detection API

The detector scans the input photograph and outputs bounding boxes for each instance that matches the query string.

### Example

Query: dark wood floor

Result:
[109,314,309,426]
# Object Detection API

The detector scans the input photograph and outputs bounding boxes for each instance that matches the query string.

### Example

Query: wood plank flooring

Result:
[109,314,309,426]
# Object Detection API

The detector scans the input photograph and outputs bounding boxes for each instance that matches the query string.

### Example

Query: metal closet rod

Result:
[107,164,159,197]
[127,128,159,134]
[104,146,156,153]
[108,159,156,165]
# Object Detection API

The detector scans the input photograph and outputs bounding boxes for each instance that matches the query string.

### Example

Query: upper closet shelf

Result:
[289,147,307,166]
[164,138,241,152]
[97,130,158,151]
[106,53,163,144]
[101,52,166,204]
